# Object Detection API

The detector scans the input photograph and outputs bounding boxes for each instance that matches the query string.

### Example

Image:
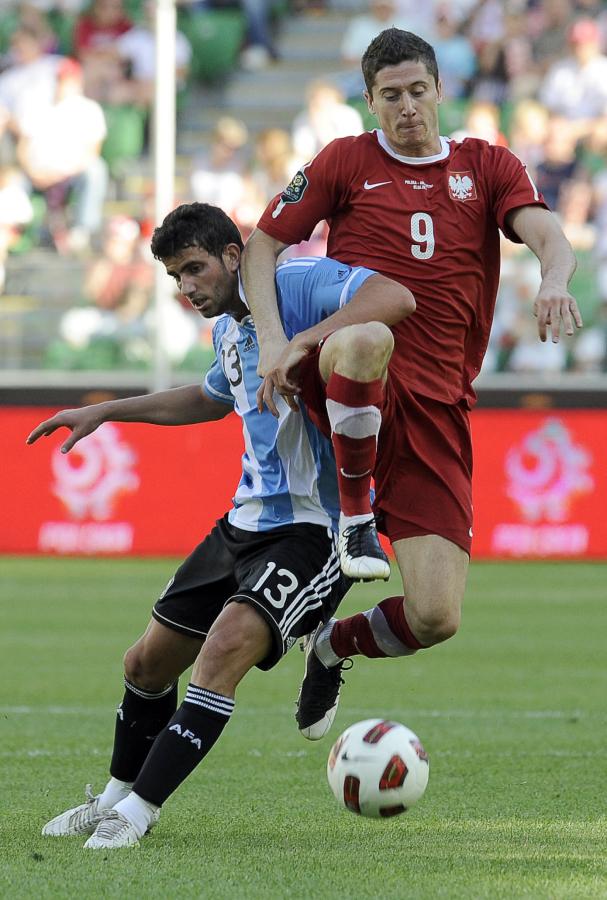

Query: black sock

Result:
[132,684,234,807]
[109,679,178,782]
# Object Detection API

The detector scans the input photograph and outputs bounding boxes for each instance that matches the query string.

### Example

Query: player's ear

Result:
[364,90,375,116]
[436,78,443,104]
[223,243,241,272]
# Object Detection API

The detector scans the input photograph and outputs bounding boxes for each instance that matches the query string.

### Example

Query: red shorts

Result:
[298,348,473,555]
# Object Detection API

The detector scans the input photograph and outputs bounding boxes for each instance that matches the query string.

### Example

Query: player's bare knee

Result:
[343,322,392,368]
[123,642,167,692]
[329,322,393,379]
[412,604,461,646]
[123,644,151,688]
[203,602,268,666]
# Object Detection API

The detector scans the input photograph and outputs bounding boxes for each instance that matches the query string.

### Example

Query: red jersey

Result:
[74,15,133,54]
[258,132,546,407]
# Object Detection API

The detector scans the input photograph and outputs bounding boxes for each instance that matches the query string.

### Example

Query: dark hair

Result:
[361,28,439,93]
[150,202,244,261]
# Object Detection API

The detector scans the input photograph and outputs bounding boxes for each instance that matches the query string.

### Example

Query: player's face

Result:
[162,244,247,320]
[365,60,442,158]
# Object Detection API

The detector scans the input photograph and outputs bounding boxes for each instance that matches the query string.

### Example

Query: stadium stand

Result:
[1,0,606,376]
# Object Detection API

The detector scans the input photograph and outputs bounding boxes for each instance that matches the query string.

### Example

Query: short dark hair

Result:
[361,28,439,93]
[150,202,243,261]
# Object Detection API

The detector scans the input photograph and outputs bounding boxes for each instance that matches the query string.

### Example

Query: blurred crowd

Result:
[1,0,607,374]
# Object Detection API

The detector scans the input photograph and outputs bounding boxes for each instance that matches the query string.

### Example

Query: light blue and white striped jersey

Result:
[203,256,376,533]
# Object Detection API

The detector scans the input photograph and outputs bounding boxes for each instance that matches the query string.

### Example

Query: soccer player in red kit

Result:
[240,29,583,739]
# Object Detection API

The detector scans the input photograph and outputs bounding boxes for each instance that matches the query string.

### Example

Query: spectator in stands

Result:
[558,177,595,250]
[0,24,64,152]
[531,0,574,77]
[13,1,85,9]
[291,79,363,164]
[539,18,607,125]
[244,127,298,216]
[508,99,550,177]
[73,0,133,103]
[462,0,505,51]
[450,99,508,146]
[392,0,437,43]
[115,0,192,109]
[340,0,413,98]
[432,4,476,100]
[500,8,537,101]
[504,255,568,374]
[534,114,579,212]
[16,57,108,253]
[592,167,607,300]
[467,34,509,104]
[571,299,607,372]
[84,214,153,322]
[190,116,250,229]
[0,163,33,293]
[239,0,279,71]
[7,3,60,54]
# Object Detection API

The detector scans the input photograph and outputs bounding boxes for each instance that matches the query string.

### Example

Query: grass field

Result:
[1,557,606,899]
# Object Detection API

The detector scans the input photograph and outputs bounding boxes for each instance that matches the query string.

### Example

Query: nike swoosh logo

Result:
[363,180,392,190]
[340,467,372,479]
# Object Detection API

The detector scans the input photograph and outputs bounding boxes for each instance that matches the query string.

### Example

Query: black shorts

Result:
[152,514,352,670]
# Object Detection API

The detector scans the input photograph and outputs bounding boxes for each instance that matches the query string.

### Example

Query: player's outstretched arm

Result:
[240,228,291,377]
[26,385,230,454]
[507,205,583,343]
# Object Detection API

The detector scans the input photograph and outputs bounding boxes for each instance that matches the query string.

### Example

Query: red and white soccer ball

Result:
[327,719,429,818]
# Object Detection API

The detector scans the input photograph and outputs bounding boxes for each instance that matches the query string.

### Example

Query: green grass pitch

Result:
[1,557,606,899]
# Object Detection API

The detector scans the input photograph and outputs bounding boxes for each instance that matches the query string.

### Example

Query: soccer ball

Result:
[327,719,429,818]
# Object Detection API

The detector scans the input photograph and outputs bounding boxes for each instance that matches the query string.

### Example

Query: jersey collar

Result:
[375,130,451,165]
[237,271,254,326]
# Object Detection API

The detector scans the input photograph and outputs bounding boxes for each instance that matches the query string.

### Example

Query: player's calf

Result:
[316,596,425,665]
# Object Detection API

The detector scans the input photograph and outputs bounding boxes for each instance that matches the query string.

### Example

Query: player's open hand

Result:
[534,287,583,343]
[26,408,104,454]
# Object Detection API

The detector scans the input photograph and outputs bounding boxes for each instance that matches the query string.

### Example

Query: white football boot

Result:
[42,785,109,837]
[338,516,390,582]
[84,808,159,849]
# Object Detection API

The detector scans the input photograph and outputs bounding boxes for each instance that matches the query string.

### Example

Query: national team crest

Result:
[448,171,477,202]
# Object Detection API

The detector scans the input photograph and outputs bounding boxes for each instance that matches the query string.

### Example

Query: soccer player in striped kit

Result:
[28,202,414,848]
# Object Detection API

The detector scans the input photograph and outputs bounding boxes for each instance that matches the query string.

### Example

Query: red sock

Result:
[325,372,383,517]
[330,596,425,659]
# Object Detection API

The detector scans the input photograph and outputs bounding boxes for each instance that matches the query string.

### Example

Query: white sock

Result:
[97,777,133,810]
[339,512,374,532]
[113,792,159,839]
[315,620,343,668]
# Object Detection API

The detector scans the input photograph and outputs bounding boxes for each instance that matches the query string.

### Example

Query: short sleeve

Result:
[202,319,234,406]
[203,359,234,406]
[277,256,377,338]
[489,145,548,242]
